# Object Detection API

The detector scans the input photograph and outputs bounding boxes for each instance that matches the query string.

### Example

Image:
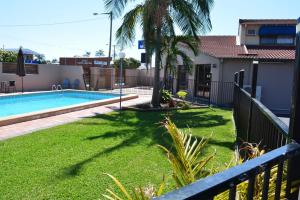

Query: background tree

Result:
[162,36,198,90]
[105,0,213,107]
[51,58,58,64]
[83,51,91,57]
[34,54,47,64]
[95,49,105,57]
[0,49,17,63]
[113,57,141,69]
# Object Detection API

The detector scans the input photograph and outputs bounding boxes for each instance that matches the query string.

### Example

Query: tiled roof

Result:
[239,19,297,25]
[198,36,295,61]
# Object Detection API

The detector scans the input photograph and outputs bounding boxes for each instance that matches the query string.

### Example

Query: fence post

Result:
[246,61,259,142]
[238,70,244,88]
[286,18,300,199]
[234,72,239,84]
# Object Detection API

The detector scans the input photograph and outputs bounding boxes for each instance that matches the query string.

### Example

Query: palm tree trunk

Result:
[163,64,168,89]
[151,28,162,107]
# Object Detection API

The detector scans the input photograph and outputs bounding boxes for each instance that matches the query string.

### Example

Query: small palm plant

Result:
[159,118,215,187]
[215,142,288,200]
[102,118,215,198]
[102,173,165,200]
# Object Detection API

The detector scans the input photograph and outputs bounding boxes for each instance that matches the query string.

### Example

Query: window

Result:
[260,36,276,45]
[277,36,294,45]
[260,36,295,45]
[247,29,256,36]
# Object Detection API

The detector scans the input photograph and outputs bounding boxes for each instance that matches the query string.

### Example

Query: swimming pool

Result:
[0,90,138,126]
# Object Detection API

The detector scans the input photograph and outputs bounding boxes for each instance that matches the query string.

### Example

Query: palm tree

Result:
[95,49,105,57]
[105,0,213,107]
[162,35,198,90]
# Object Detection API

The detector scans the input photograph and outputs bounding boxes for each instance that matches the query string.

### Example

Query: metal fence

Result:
[233,73,289,150]
[155,72,300,200]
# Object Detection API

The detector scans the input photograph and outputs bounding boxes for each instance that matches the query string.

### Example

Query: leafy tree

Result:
[105,0,213,107]
[95,49,105,57]
[0,49,17,63]
[83,51,91,57]
[114,57,141,69]
[34,54,47,64]
[51,58,58,64]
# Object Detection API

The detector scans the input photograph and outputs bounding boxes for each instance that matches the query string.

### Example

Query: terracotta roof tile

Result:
[198,36,295,60]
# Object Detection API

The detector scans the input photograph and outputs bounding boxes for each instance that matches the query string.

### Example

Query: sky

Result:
[0,0,299,61]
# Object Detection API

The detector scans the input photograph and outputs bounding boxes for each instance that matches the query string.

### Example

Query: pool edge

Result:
[0,94,138,127]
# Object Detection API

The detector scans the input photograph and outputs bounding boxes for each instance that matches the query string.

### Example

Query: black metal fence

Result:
[233,72,289,150]
[156,143,300,200]
[155,74,300,200]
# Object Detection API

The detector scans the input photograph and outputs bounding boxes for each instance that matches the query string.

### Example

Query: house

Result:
[175,19,297,115]
[5,48,43,63]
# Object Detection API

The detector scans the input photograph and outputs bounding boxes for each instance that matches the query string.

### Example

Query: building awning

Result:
[259,25,296,36]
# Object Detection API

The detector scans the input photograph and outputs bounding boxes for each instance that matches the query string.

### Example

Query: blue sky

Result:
[0,0,299,60]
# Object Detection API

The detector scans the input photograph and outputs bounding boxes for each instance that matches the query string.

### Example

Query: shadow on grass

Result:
[60,109,232,178]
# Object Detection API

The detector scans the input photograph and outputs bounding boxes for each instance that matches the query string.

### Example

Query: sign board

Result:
[141,53,146,63]
[94,61,105,65]
[138,40,145,49]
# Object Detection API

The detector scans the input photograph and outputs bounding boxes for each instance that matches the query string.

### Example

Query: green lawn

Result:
[0,108,235,200]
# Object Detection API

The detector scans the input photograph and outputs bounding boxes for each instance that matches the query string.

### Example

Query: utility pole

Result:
[113,45,116,61]
[108,11,112,68]
[93,11,113,68]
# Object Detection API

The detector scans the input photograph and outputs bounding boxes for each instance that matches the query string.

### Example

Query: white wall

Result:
[0,63,85,91]
[221,59,295,113]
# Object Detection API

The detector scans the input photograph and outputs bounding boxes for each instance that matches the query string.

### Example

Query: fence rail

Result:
[156,143,300,200]
[234,83,289,150]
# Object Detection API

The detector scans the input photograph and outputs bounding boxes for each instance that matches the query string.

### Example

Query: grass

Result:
[0,108,235,200]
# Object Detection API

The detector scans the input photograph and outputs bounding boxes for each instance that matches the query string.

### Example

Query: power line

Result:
[0,33,87,52]
[0,17,106,27]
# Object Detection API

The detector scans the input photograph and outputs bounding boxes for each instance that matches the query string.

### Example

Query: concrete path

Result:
[0,95,151,141]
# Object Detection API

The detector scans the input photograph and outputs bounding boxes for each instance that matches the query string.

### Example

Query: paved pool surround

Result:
[0,90,138,127]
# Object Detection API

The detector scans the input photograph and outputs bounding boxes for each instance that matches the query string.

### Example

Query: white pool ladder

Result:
[57,85,62,90]
[52,85,57,90]
[52,84,63,91]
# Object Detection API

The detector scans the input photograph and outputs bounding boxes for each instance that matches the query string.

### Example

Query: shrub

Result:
[160,89,172,104]
[176,90,188,100]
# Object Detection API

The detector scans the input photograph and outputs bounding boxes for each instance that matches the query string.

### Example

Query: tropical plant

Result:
[102,173,165,200]
[34,54,47,64]
[114,57,141,69]
[160,89,172,104]
[0,49,17,63]
[215,142,288,200]
[95,49,105,57]
[105,0,213,107]
[176,90,191,109]
[162,36,198,89]
[83,51,91,57]
[176,90,188,100]
[159,118,215,187]
[102,118,215,198]
[51,58,58,64]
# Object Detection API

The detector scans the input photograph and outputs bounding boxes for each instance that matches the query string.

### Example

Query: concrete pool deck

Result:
[0,95,151,141]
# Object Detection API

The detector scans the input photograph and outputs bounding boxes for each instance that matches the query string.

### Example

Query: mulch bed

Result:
[123,100,208,112]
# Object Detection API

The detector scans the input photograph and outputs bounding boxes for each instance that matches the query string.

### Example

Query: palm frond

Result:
[116,4,144,49]
[159,118,215,187]
[104,0,134,17]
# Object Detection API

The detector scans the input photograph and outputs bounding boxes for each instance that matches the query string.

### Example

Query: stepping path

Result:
[0,95,151,141]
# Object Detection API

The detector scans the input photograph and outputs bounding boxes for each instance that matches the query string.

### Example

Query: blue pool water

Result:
[0,91,119,118]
